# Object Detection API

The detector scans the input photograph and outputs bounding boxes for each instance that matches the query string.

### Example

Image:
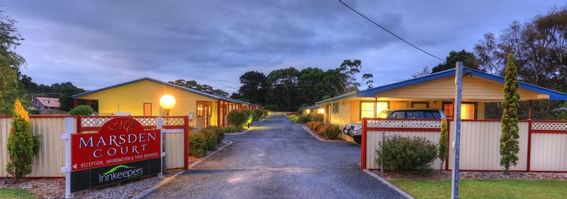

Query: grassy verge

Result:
[390,179,567,199]
[0,188,37,199]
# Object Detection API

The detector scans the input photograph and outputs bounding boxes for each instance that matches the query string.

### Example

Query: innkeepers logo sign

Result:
[70,117,161,192]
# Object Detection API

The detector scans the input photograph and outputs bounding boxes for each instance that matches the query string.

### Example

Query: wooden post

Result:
[528,100,533,120]
[361,118,368,170]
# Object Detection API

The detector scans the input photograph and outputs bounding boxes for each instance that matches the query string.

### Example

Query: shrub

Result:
[227,110,247,127]
[306,121,317,129]
[253,109,267,120]
[241,110,255,126]
[438,119,448,170]
[323,125,341,139]
[288,114,299,123]
[69,105,94,116]
[7,99,40,182]
[204,126,224,144]
[315,123,331,135]
[189,132,208,157]
[376,136,437,172]
[224,126,244,133]
[311,114,324,122]
[297,115,311,124]
[198,128,218,150]
[310,122,323,132]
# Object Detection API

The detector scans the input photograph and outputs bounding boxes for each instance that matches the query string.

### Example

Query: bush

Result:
[227,110,247,127]
[7,99,40,182]
[224,126,244,133]
[306,121,317,129]
[311,114,324,122]
[323,125,341,139]
[253,109,267,121]
[69,105,94,116]
[189,132,208,157]
[203,126,224,144]
[315,123,331,135]
[297,115,311,124]
[376,136,437,172]
[198,128,219,150]
[241,110,254,126]
[288,114,299,123]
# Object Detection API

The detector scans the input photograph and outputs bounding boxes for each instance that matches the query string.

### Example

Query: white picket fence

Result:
[362,119,567,172]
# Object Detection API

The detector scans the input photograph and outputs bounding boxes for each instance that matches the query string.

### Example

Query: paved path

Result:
[145,116,405,199]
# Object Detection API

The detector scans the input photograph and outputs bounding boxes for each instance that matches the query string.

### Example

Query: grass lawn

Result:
[0,188,37,199]
[390,179,567,199]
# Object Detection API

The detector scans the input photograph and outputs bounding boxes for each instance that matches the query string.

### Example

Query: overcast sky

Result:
[5,0,565,93]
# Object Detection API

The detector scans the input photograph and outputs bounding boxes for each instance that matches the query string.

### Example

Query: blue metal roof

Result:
[358,67,567,101]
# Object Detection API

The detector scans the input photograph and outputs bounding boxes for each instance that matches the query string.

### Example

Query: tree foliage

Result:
[431,50,480,73]
[438,119,448,170]
[20,76,86,111]
[474,8,567,119]
[169,79,229,97]
[500,54,520,173]
[0,12,25,115]
[7,99,40,182]
[235,59,373,111]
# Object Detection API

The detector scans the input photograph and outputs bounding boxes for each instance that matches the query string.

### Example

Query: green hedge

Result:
[69,105,94,116]
[189,126,226,158]
[227,110,247,127]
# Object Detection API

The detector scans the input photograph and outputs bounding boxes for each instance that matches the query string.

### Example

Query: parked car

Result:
[342,109,446,144]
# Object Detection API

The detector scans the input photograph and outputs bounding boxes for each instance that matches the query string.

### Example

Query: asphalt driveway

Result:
[144,116,405,199]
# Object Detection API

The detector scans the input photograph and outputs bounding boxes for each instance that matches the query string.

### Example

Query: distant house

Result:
[32,97,60,110]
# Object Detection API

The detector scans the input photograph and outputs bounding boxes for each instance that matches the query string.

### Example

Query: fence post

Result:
[184,115,189,169]
[527,119,532,172]
[60,117,74,199]
[361,118,367,170]
[380,131,385,175]
[446,119,451,171]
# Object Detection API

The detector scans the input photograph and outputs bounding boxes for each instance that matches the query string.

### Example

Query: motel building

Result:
[315,67,567,129]
[71,77,258,129]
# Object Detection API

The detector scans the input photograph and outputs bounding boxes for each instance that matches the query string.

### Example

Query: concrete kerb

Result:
[225,129,250,136]
[300,125,345,143]
[363,169,414,199]
[133,140,234,199]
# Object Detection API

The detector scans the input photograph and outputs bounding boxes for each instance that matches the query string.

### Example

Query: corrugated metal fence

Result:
[362,119,567,172]
[0,116,189,178]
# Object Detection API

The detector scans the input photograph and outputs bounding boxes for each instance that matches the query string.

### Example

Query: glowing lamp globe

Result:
[159,95,176,109]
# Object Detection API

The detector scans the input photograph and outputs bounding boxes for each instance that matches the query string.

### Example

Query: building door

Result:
[143,103,152,116]
[197,101,212,129]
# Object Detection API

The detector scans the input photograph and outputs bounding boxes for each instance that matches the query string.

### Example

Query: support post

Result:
[527,119,532,172]
[157,117,165,178]
[451,62,464,199]
[184,115,189,169]
[60,117,74,198]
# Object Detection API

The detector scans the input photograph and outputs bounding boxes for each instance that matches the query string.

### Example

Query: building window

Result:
[332,103,339,113]
[360,101,389,119]
[443,102,476,119]
[197,104,204,117]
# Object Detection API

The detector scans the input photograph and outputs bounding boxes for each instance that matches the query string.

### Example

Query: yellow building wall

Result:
[75,79,218,128]
[377,76,545,101]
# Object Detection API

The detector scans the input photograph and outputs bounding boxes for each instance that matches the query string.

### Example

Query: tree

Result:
[52,82,85,111]
[7,99,39,182]
[362,73,374,89]
[0,11,25,114]
[266,67,300,111]
[438,119,448,170]
[169,79,229,97]
[431,50,480,73]
[474,8,567,119]
[500,54,520,173]
[236,71,268,104]
[412,66,431,78]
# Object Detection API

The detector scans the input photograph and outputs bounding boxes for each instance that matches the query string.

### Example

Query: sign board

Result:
[70,117,161,192]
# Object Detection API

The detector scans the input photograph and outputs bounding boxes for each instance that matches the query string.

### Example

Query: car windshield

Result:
[378,110,391,118]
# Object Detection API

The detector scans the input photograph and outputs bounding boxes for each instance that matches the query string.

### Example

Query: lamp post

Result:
[158,94,175,178]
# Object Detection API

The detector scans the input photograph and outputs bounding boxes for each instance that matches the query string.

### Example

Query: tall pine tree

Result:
[500,54,520,173]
